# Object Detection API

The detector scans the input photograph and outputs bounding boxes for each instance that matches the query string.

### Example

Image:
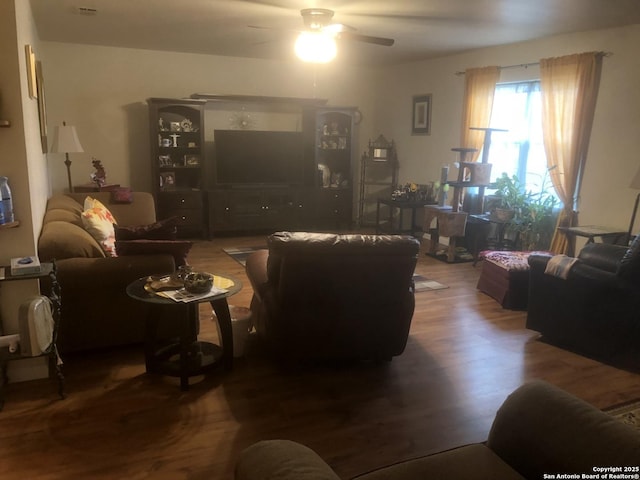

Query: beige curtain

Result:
[460,66,501,161]
[540,52,603,254]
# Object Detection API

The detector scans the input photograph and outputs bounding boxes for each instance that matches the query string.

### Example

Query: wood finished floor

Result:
[1,234,639,480]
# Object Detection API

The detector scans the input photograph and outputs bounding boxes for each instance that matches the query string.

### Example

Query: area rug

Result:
[413,274,448,292]
[223,246,266,267]
[605,399,640,431]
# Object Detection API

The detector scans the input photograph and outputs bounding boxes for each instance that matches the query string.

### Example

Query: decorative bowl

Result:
[183,272,213,294]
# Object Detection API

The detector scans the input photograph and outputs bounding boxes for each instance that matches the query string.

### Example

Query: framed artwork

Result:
[25,45,37,99]
[412,94,432,135]
[159,171,176,191]
[35,60,48,153]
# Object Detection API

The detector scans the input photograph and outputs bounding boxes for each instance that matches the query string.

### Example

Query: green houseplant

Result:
[491,173,527,221]
[490,171,559,250]
[517,171,558,250]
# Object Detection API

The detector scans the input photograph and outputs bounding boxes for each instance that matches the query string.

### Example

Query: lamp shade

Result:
[630,166,640,190]
[50,123,84,154]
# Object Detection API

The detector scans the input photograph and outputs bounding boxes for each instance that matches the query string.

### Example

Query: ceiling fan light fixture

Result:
[295,31,337,63]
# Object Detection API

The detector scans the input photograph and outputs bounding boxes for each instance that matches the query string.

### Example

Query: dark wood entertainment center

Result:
[147,96,357,237]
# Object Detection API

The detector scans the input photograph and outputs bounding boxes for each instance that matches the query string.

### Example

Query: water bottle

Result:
[0,177,14,225]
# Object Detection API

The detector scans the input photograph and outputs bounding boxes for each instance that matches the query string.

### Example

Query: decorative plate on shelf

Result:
[180,118,194,132]
[229,110,254,129]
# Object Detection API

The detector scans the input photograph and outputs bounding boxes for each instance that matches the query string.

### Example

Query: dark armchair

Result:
[526,235,640,357]
[245,232,421,361]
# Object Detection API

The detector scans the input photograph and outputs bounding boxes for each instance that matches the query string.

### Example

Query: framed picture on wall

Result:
[35,60,48,153]
[25,45,37,99]
[412,94,432,135]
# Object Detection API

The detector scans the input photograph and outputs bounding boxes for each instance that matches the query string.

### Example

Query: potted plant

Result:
[491,173,527,222]
[517,171,559,250]
[489,171,559,250]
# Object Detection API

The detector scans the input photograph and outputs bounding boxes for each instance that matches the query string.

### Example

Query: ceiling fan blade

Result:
[337,31,394,47]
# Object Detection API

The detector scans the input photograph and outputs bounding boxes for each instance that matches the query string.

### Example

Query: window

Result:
[487,81,554,197]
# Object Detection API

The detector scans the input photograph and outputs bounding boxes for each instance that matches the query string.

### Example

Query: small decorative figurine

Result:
[90,158,107,187]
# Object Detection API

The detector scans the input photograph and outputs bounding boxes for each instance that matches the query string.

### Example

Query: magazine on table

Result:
[155,286,228,303]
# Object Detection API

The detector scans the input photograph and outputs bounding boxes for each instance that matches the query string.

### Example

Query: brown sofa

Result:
[235,380,640,479]
[38,192,181,353]
[245,232,421,361]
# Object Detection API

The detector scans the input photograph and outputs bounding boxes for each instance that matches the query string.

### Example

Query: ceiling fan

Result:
[249,8,394,62]
[297,8,395,47]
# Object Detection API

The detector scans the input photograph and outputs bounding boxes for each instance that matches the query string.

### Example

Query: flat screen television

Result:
[214,129,305,186]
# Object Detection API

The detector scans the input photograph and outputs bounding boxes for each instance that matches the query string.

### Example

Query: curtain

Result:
[540,52,603,254]
[460,66,501,162]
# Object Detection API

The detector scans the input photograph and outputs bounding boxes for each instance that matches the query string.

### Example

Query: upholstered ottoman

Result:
[476,251,535,310]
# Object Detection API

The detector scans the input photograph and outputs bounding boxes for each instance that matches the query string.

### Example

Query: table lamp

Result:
[627,165,640,244]
[50,121,84,193]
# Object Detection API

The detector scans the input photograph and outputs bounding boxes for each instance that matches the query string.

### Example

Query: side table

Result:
[467,214,517,265]
[376,198,437,237]
[73,183,121,193]
[126,273,242,391]
[0,262,65,410]
[558,225,627,257]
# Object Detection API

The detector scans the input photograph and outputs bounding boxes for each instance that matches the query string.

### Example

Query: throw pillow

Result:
[83,196,115,215]
[115,240,193,267]
[110,187,133,204]
[114,216,178,241]
[81,196,118,256]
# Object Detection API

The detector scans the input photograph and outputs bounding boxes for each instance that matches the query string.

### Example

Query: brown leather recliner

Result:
[245,232,421,361]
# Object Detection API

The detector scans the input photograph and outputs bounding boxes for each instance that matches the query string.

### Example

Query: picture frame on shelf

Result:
[170,122,181,132]
[412,94,432,136]
[159,171,176,191]
[184,154,200,166]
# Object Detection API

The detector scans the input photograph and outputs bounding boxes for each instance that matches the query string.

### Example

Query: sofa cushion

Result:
[42,207,83,227]
[46,195,83,215]
[114,216,178,241]
[82,197,118,256]
[355,444,524,480]
[115,240,192,267]
[39,221,106,261]
[236,440,341,480]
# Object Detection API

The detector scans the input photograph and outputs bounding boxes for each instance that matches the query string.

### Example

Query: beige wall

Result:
[0,0,50,380]
[40,42,378,194]
[374,24,640,235]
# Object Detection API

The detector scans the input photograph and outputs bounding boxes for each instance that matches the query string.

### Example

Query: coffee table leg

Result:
[178,304,199,391]
[144,308,160,374]
[210,298,233,371]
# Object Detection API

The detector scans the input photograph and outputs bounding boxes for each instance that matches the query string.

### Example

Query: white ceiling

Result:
[30,0,640,65]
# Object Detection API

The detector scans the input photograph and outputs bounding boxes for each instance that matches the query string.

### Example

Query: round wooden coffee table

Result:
[126,272,242,390]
